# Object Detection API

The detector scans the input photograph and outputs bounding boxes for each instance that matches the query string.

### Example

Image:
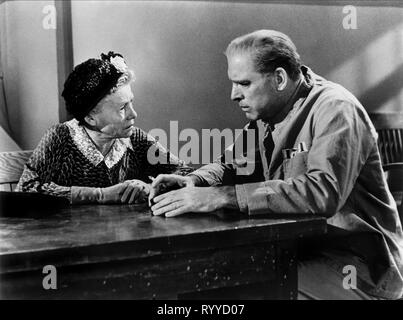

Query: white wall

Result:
[71,1,403,133]
[2,1,403,151]
[1,0,59,150]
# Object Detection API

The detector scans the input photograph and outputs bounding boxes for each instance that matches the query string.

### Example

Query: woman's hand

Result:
[120,179,150,204]
[97,180,150,204]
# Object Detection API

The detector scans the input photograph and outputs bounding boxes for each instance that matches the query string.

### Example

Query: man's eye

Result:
[239,82,250,87]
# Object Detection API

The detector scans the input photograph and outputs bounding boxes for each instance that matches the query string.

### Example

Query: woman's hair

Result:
[62,51,134,122]
[111,71,134,93]
[225,30,302,81]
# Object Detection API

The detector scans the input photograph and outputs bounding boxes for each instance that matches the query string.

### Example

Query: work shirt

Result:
[189,66,403,299]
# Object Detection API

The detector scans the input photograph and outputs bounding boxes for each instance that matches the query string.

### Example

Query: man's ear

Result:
[274,67,288,91]
[84,113,97,127]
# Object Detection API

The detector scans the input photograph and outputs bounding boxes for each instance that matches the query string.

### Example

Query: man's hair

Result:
[225,30,302,81]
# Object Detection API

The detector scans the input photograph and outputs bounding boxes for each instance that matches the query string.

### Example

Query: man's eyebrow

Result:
[233,79,250,84]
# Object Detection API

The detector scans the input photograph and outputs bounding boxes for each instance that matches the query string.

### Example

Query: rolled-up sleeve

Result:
[235,184,252,213]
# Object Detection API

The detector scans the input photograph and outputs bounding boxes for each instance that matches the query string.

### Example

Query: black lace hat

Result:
[62,51,128,121]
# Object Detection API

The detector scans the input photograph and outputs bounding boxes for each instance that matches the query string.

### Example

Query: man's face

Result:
[92,84,137,138]
[227,52,282,122]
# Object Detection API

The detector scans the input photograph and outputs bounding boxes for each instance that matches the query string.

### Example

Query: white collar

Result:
[65,119,133,169]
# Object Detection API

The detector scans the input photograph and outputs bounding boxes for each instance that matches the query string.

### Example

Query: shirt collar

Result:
[65,119,133,169]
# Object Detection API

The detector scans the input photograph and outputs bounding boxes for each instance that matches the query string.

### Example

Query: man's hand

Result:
[148,174,194,206]
[150,186,238,217]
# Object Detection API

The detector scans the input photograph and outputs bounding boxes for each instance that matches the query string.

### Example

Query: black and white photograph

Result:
[0,0,402,305]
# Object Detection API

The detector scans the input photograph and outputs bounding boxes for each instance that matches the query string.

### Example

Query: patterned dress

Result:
[16,119,192,201]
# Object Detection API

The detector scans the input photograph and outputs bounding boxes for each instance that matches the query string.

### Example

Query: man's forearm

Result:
[187,161,235,187]
[215,185,240,210]
[188,174,205,187]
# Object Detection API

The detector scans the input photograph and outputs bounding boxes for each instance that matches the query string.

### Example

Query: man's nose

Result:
[231,85,242,101]
[127,103,137,120]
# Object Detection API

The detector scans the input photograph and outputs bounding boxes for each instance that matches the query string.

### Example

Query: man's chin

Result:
[244,112,258,121]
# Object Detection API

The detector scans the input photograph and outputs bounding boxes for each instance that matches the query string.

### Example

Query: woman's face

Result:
[90,84,137,138]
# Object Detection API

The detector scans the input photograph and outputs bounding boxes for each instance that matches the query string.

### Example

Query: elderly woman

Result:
[16,52,190,204]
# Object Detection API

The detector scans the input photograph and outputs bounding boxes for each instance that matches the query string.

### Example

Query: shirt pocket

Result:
[282,151,308,180]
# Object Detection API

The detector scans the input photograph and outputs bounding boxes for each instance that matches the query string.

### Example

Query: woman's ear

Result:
[274,67,288,91]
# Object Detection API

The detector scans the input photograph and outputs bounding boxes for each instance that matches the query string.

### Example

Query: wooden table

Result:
[0,205,326,299]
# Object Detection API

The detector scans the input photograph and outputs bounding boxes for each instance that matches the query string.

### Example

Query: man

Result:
[149,30,403,299]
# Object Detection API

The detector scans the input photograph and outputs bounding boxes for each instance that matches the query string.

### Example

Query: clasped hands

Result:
[98,175,237,216]
[147,174,235,217]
